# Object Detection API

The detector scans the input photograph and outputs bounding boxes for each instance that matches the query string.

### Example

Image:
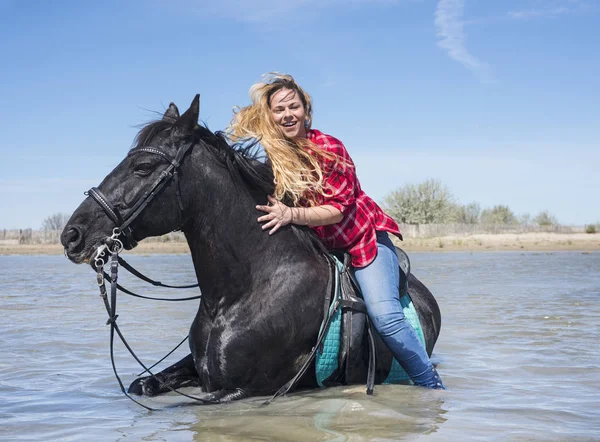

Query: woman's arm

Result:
[291,205,343,226]
[256,195,343,235]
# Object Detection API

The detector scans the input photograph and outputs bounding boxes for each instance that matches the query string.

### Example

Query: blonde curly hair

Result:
[228,73,340,206]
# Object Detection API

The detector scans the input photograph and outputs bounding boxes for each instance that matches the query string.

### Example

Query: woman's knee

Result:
[369,308,409,338]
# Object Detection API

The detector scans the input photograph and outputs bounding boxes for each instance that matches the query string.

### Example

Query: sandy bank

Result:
[1,232,598,256]
[397,232,600,252]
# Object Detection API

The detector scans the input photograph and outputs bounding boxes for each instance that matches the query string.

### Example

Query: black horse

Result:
[61,96,441,403]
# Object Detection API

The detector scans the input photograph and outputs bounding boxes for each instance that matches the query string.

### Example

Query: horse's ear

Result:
[177,94,200,133]
[163,102,180,121]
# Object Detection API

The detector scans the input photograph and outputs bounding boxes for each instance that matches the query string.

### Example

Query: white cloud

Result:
[434,0,489,76]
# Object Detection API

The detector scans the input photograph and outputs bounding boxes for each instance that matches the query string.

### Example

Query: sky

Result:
[0,0,599,229]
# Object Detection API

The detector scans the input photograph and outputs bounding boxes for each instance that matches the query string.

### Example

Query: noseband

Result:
[86,141,194,249]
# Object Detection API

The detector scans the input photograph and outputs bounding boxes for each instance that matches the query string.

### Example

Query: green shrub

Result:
[480,205,518,225]
[454,202,481,224]
[383,179,457,224]
[586,224,597,234]
[533,210,558,227]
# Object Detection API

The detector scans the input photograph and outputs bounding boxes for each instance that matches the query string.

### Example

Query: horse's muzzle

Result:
[61,225,88,263]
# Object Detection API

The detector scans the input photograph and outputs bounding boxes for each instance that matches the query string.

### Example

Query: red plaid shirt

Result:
[306,129,402,268]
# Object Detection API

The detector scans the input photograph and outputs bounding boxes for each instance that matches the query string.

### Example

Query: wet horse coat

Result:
[61,96,441,402]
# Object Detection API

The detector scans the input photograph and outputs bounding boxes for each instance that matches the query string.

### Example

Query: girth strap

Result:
[339,253,376,395]
[265,252,378,403]
[263,254,337,405]
[365,319,376,395]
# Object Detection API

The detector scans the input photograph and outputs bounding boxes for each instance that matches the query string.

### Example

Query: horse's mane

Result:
[132,117,274,191]
[133,118,327,257]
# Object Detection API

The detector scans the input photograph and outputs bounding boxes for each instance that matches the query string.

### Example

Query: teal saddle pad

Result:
[315,291,426,386]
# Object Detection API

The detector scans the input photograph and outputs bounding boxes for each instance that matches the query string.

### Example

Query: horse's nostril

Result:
[61,226,83,251]
[68,228,80,243]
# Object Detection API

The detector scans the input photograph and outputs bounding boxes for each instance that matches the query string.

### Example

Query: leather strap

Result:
[118,256,199,289]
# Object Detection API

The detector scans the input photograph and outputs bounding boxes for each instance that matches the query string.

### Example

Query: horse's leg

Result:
[128,353,200,396]
[204,388,248,403]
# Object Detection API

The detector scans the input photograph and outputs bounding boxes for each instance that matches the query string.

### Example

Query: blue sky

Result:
[1,0,598,229]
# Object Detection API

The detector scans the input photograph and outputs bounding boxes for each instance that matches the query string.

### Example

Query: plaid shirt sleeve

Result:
[307,130,402,268]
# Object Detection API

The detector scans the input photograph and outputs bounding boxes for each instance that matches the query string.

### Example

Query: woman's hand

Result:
[256,195,294,235]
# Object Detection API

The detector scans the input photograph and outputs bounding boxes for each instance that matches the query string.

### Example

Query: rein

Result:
[92,232,341,409]
[86,139,221,408]
[101,257,201,302]
[94,231,220,409]
[85,138,345,409]
[87,139,201,300]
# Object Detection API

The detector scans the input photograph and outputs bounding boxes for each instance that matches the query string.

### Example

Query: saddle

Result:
[317,246,419,391]
[265,246,422,403]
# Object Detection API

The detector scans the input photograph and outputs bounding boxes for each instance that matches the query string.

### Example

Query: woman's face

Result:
[269,87,307,139]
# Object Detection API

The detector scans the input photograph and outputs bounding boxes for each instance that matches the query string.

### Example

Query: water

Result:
[1,252,599,441]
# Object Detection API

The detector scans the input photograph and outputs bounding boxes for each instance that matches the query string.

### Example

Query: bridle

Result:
[81,136,329,409]
[85,141,194,250]
[84,139,226,409]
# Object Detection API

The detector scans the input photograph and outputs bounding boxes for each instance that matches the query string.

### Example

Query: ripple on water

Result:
[1,252,600,441]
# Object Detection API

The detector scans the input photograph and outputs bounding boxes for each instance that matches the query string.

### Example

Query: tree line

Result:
[382,179,563,227]
[38,180,597,236]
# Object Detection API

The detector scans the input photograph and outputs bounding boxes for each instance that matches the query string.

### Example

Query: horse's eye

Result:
[133,163,153,176]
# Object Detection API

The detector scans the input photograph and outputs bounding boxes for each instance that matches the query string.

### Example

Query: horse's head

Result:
[61,95,200,264]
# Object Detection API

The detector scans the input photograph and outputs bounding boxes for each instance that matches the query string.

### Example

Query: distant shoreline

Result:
[1,232,598,256]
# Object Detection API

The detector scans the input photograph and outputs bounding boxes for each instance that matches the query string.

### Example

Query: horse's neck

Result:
[182,150,285,309]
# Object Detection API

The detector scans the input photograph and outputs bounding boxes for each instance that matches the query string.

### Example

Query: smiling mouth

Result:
[282,121,297,128]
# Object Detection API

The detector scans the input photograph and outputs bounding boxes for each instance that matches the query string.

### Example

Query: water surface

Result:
[1,252,599,441]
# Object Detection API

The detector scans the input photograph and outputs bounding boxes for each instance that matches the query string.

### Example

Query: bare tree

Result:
[41,212,71,243]
[518,212,532,226]
[41,213,71,231]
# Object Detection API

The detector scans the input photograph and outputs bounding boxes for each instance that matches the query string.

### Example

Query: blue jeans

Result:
[353,232,444,389]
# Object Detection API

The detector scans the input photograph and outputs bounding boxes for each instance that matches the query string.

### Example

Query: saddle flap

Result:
[337,253,370,384]
[319,247,417,389]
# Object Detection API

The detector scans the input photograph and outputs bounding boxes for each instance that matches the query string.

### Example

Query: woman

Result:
[229,73,444,389]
